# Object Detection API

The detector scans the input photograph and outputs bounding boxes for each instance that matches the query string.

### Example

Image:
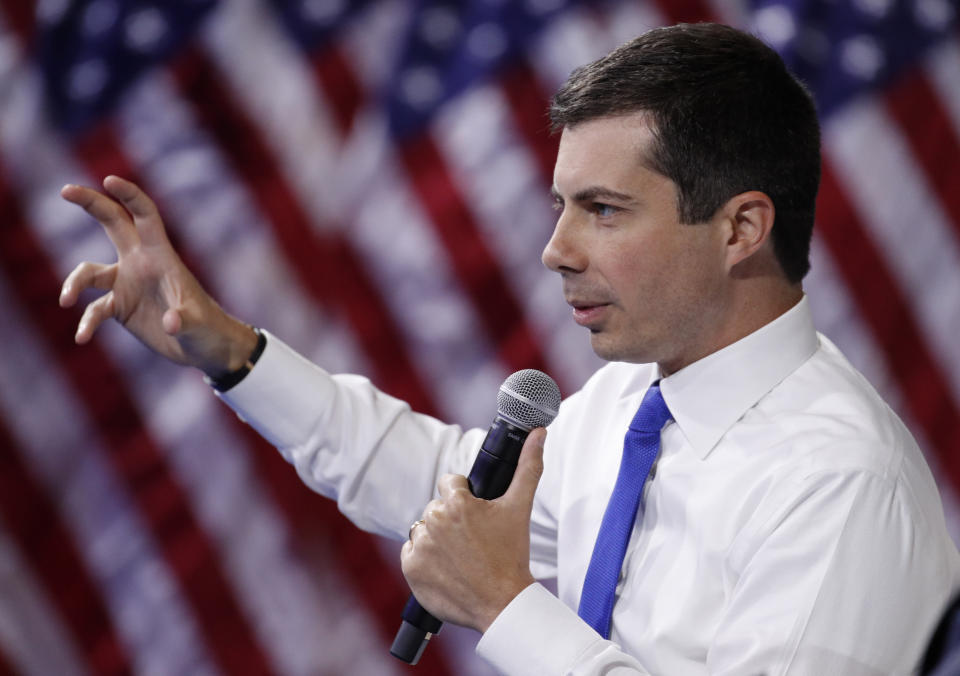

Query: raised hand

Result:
[59,175,256,377]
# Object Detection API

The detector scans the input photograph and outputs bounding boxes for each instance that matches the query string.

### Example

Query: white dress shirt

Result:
[219,297,960,675]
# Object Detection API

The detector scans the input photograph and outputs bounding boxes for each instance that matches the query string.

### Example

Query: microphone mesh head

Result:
[497,369,562,430]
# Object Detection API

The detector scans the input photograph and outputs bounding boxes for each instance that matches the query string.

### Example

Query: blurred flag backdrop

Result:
[0,0,958,674]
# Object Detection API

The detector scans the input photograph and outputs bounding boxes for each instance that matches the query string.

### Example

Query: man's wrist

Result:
[204,325,266,392]
[475,574,537,633]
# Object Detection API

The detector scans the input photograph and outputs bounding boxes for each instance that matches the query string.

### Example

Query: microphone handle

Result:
[390,417,530,664]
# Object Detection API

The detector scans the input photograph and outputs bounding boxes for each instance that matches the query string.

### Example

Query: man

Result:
[59,22,958,675]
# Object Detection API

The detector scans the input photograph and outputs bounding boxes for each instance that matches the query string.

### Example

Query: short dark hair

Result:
[549,23,821,283]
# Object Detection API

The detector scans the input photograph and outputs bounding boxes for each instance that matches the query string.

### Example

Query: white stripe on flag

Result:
[824,101,960,404]
[529,7,616,91]
[341,0,412,92]
[200,0,345,229]
[601,0,669,49]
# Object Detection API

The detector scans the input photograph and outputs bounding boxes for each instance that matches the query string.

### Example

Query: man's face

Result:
[543,114,730,372]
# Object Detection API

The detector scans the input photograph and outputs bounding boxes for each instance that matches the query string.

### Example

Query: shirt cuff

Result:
[214,330,336,461]
[476,582,605,675]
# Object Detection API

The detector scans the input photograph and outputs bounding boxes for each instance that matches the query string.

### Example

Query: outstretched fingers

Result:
[60,261,117,308]
[76,291,116,344]
[102,175,167,246]
[61,183,140,254]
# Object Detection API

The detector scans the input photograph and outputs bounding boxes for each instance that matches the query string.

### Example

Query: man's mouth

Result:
[569,301,611,327]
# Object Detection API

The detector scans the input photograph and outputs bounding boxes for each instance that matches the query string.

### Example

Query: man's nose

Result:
[542,212,586,274]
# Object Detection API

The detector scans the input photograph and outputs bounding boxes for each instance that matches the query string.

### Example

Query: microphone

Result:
[389,369,562,665]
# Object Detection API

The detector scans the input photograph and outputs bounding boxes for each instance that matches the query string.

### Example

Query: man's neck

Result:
[658,282,804,377]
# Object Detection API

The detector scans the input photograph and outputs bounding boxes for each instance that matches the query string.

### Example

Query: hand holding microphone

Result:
[393,370,561,664]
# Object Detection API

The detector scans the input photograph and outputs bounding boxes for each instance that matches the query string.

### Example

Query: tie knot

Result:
[628,382,672,433]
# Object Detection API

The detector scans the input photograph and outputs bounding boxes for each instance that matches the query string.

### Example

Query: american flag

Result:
[0,0,957,674]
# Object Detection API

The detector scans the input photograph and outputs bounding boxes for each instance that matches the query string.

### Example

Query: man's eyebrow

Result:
[550,185,638,205]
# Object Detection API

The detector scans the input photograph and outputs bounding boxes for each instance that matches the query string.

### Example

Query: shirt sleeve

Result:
[215,331,486,540]
[477,583,652,675]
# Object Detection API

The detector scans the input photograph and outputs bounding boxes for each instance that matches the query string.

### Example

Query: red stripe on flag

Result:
[0,1,34,48]
[398,134,551,374]
[72,109,457,676]
[884,67,960,236]
[0,170,274,676]
[817,160,960,492]
[0,417,131,674]
[310,43,366,136]
[73,120,138,186]
[168,45,440,413]
[0,640,14,676]
[499,60,559,184]
[648,0,717,23]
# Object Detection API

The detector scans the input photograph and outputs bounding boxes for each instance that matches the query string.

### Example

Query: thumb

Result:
[502,427,546,510]
[162,307,183,335]
[162,301,205,337]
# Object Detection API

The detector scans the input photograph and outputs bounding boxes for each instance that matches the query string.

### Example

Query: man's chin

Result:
[589,332,652,364]
[589,334,627,363]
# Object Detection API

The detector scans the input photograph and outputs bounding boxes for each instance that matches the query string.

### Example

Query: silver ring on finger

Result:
[408,519,425,542]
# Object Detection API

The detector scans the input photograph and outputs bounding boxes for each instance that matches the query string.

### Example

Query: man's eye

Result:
[594,203,618,218]
[552,198,564,212]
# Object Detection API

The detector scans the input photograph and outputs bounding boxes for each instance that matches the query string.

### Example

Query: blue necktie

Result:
[578,382,673,639]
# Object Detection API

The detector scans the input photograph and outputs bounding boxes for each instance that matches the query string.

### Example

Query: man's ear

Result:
[721,191,776,271]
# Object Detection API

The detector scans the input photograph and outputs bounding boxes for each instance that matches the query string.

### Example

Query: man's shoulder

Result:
[756,332,921,482]
[731,335,952,553]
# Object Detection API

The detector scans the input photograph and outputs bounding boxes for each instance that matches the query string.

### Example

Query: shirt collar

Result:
[625,296,819,460]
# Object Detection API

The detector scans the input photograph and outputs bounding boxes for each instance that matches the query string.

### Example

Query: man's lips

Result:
[569,301,611,326]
